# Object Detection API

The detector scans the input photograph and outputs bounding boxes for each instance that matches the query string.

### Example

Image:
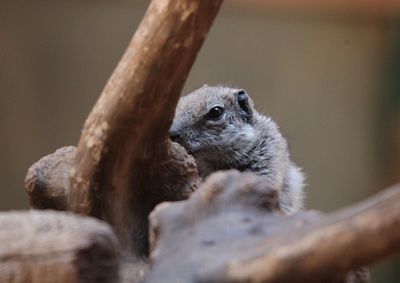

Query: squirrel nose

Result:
[169,128,181,142]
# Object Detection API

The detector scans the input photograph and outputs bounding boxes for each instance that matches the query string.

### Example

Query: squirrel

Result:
[169,85,305,214]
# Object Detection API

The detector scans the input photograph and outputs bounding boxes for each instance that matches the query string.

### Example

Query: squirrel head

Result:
[170,85,258,173]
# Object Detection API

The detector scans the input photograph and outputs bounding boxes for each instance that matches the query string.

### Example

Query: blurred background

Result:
[0,0,399,281]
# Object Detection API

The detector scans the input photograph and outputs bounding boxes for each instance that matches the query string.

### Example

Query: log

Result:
[146,170,400,283]
[0,210,119,283]
[67,0,222,257]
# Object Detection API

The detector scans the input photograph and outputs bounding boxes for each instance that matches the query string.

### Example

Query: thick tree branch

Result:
[146,171,400,283]
[209,184,400,283]
[68,0,222,256]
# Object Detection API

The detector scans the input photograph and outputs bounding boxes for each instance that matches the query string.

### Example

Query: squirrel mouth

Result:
[187,148,200,155]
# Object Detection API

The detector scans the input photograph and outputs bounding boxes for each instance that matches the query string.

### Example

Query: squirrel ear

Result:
[236,89,253,123]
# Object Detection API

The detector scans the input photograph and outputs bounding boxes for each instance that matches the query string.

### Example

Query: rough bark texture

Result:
[146,171,400,283]
[67,0,222,257]
[0,210,119,283]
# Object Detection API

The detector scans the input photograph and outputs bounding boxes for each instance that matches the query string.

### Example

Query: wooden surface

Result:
[146,171,399,283]
[25,146,74,210]
[67,0,222,257]
[0,210,119,283]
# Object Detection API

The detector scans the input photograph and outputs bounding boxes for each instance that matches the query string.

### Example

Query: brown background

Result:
[1,1,399,282]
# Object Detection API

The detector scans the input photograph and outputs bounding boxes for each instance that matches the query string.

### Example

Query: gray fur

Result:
[170,85,305,214]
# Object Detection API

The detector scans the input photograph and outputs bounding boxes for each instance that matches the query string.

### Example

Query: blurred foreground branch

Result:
[0,211,119,283]
[147,171,399,283]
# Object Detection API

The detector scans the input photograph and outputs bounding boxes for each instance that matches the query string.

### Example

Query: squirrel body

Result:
[170,85,304,214]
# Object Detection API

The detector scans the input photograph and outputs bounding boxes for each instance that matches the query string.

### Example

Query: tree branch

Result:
[146,171,400,283]
[205,184,400,283]
[68,0,222,256]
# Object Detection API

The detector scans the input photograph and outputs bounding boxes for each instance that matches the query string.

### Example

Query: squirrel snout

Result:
[169,127,181,142]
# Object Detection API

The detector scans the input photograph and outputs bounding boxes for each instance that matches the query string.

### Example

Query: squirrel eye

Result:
[206,106,224,120]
